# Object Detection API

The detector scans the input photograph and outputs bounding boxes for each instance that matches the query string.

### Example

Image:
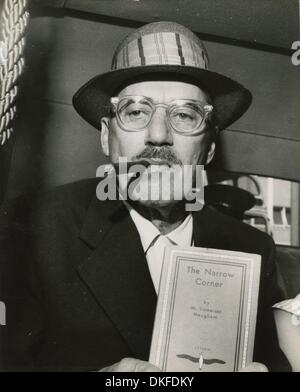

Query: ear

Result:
[100,117,110,157]
[205,141,216,165]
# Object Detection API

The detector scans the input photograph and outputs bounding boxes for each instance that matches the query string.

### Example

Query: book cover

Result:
[149,246,261,372]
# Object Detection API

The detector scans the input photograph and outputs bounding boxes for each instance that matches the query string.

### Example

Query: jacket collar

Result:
[77,194,216,359]
[78,196,157,359]
[79,196,126,249]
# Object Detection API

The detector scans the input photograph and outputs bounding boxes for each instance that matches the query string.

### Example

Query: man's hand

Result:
[98,358,267,372]
[239,362,269,372]
[98,358,161,372]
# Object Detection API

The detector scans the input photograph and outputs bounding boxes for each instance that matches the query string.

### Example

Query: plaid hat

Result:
[73,21,252,131]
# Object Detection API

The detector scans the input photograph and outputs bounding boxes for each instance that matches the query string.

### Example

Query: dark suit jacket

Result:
[0,179,290,371]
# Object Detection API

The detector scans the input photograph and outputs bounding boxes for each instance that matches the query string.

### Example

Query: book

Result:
[149,246,261,372]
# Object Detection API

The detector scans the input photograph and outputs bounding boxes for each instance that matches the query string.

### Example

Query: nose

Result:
[144,108,173,146]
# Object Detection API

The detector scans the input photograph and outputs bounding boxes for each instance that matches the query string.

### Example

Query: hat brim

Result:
[72,65,252,131]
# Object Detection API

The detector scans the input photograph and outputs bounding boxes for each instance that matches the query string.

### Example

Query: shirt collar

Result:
[167,213,193,247]
[124,201,193,253]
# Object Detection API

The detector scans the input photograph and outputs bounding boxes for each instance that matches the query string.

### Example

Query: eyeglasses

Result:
[110,95,213,136]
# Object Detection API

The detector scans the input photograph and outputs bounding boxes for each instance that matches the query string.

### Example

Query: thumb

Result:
[239,362,269,372]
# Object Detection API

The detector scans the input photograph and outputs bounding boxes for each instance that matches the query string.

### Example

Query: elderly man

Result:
[0,21,289,372]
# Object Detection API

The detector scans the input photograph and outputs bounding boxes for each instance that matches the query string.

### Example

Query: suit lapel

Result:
[193,207,215,248]
[77,197,157,359]
[193,205,240,249]
[77,197,222,359]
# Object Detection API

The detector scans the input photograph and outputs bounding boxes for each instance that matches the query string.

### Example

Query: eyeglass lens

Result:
[116,97,207,133]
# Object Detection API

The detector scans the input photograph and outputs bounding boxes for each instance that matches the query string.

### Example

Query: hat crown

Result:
[73,20,252,132]
[111,21,209,71]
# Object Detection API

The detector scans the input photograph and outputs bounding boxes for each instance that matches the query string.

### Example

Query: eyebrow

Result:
[118,96,207,107]
[118,98,135,110]
[119,97,153,108]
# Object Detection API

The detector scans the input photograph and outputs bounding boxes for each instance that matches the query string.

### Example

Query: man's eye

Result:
[124,105,151,121]
[129,110,143,117]
[177,112,192,120]
[174,111,195,121]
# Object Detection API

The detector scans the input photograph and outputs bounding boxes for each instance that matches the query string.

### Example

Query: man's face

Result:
[101,80,215,208]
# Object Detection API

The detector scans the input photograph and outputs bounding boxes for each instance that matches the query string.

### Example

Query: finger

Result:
[134,361,161,372]
[124,358,161,372]
[239,362,269,372]
[98,358,161,372]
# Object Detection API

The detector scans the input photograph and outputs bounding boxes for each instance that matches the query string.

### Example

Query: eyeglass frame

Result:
[109,95,214,136]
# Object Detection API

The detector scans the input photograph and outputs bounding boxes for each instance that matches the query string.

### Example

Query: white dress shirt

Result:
[126,204,193,293]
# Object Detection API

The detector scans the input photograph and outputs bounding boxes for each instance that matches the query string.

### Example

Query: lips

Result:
[112,158,175,176]
[139,158,172,167]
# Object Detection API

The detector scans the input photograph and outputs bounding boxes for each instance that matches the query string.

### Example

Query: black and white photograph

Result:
[0,0,299,374]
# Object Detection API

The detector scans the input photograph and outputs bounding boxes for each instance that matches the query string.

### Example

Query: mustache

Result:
[134,146,182,166]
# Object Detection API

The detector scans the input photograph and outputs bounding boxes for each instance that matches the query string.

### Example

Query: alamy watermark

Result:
[291,41,300,65]
[95,157,205,211]
[291,0,300,65]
